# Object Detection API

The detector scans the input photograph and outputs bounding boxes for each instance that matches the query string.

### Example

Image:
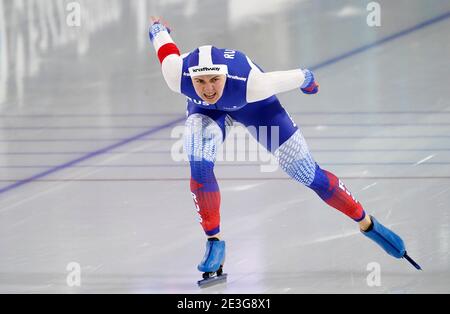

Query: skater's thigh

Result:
[186,101,231,141]
[229,97,298,153]
[185,102,230,161]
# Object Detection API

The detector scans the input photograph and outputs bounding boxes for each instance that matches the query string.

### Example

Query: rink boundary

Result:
[0,122,450,130]
[309,10,450,71]
[1,134,450,143]
[1,162,449,169]
[1,110,450,117]
[2,148,450,155]
[0,118,185,195]
[0,176,449,182]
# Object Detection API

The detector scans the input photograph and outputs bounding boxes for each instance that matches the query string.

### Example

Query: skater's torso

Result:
[181,48,273,112]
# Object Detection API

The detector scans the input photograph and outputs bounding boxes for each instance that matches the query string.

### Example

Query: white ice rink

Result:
[0,0,450,293]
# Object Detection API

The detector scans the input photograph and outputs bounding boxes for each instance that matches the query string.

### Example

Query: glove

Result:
[300,69,319,95]
[149,22,171,43]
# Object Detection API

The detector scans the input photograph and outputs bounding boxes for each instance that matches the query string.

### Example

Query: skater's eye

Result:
[195,79,205,84]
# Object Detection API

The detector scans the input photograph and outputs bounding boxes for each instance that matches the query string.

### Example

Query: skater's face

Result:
[192,74,226,104]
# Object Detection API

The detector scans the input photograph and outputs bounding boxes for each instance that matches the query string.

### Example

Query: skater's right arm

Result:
[149,17,182,93]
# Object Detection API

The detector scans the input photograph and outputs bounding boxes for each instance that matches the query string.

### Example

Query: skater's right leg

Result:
[184,105,230,239]
[184,113,223,238]
[184,106,229,275]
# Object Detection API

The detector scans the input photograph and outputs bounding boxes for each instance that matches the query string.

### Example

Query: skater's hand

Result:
[150,16,172,30]
[149,16,172,42]
[300,69,319,95]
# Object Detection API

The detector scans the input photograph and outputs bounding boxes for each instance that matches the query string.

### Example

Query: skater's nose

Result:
[204,83,215,92]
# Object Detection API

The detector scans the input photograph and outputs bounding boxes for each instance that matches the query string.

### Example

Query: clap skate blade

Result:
[197,265,227,288]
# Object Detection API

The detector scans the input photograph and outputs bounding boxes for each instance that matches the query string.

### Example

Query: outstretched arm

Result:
[149,17,183,93]
[246,58,319,103]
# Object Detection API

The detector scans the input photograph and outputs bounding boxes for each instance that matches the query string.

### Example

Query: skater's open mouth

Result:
[203,92,217,100]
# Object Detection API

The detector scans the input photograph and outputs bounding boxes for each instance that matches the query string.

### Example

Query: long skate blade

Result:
[197,273,227,288]
[404,253,422,270]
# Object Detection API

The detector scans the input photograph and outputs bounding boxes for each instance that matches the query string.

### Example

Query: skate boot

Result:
[197,238,227,287]
[361,215,421,270]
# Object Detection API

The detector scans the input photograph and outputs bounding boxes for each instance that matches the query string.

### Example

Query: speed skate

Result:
[197,239,227,288]
[197,265,228,288]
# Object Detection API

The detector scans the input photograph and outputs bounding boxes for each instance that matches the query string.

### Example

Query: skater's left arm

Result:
[246,61,319,103]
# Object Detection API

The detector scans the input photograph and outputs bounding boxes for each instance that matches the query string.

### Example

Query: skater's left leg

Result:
[274,128,368,223]
[273,115,411,262]
[231,98,413,264]
[230,97,367,223]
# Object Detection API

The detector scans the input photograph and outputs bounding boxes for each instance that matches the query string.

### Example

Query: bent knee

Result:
[184,114,224,162]
[274,130,316,186]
